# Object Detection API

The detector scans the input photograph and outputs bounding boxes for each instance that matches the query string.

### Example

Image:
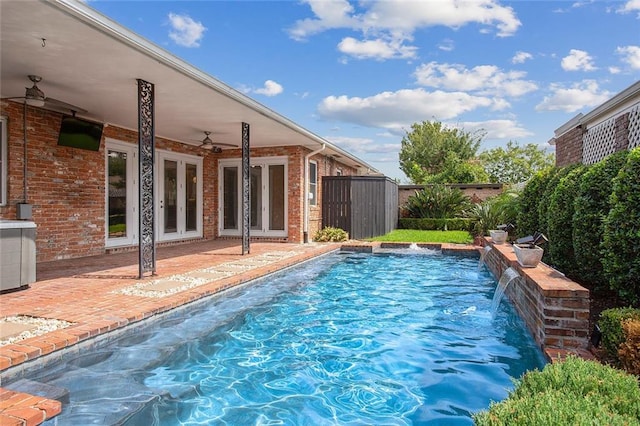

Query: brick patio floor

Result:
[0,240,340,425]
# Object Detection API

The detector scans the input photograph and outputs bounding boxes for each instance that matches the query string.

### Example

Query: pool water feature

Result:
[30,251,545,425]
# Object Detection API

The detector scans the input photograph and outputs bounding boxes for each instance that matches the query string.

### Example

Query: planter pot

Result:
[513,244,544,268]
[489,230,508,245]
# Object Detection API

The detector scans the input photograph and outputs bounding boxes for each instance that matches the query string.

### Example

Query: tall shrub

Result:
[517,168,553,238]
[573,151,629,289]
[404,185,471,219]
[547,166,586,275]
[537,166,576,238]
[602,148,640,304]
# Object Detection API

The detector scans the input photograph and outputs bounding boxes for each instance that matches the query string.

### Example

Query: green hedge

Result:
[474,356,640,426]
[547,166,586,275]
[516,148,640,302]
[398,217,473,231]
[599,307,640,362]
[602,148,640,304]
[572,151,629,289]
[517,167,555,238]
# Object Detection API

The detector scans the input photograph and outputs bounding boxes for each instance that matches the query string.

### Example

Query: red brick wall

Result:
[1,101,357,261]
[614,112,630,152]
[1,101,106,261]
[554,125,584,167]
[482,240,590,351]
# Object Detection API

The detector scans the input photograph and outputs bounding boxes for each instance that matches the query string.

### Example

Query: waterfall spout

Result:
[491,267,520,317]
[478,245,493,271]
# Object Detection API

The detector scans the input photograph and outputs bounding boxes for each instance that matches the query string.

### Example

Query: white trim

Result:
[0,116,7,206]
[309,160,318,207]
[104,139,138,247]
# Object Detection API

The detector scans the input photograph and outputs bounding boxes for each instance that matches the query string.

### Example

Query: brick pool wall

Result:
[482,239,590,351]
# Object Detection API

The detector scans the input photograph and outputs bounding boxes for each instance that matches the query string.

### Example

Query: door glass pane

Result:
[269,164,285,231]
[107,151,127,238]
[309,162,317,206]
[185,163,197,232]
[223,167,238,229]
[251,166,263,230]
[164,160,178,233]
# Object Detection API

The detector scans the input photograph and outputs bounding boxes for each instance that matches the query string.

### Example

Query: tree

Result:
[479,141,555,184]
[399,121,483,184]
[423,152,489,184]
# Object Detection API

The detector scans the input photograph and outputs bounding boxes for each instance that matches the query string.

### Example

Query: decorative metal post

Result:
[137,79,156,277]
[241,122,250,255]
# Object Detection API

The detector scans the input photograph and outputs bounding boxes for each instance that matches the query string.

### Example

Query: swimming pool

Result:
[31,249,545,425]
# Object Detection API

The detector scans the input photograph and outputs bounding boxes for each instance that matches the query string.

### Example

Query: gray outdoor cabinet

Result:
[0,220,36,292]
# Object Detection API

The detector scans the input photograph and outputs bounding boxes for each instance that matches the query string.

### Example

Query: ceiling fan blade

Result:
[45,97,87,114]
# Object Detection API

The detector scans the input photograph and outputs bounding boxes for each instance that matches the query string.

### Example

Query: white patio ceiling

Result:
[0,0,377,173]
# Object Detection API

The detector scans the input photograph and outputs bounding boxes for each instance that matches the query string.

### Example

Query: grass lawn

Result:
[368,229,473,244]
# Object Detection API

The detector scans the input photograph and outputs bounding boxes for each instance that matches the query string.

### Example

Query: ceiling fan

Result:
[198,131,238,153]
[3,75,87,114]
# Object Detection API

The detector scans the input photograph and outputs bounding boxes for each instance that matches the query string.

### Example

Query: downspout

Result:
[303,143,325,243]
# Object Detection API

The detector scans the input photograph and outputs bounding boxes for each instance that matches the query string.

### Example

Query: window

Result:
[0,117,6,206]
[336,169,342,176]
[309,160,317,206]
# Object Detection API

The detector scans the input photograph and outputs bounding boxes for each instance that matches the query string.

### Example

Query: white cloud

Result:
[337,36,417,60]
[287,0,357,41]
[609,66,622,74]
[325,136,400,154]
[512,51,533,64]
[438,39,455,52]
[455,120,534,141]
[535,80,611,113]
[413,62,538,97]
[618,0,640,16]
[616,45,640,69]
[288,0,520,60]
[561,49,597,71]
[254,80,284,97]
[317,88,501,131]
[168,13,206,48]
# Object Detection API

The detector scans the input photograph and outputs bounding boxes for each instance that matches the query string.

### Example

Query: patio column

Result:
[137,78,156,277]
[241,122,250,255]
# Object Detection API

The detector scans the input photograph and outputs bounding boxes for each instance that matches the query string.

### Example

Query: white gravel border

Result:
[1,315,74,346]
[114,250,301,298]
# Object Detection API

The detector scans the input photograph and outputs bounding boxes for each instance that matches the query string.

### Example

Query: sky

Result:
[87,0,640,181]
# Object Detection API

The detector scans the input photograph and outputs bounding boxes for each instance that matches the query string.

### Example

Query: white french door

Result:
[157,151,203,242]
[219,157,287,237]
[105,140,138,247]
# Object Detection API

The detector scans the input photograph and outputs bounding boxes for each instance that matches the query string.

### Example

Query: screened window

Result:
[309,161,317,206]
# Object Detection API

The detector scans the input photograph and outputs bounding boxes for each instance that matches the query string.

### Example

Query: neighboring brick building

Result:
[549,80,640,167]
[0,1,378,264]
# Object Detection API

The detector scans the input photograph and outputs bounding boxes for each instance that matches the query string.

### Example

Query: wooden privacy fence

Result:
[322,176,398,240]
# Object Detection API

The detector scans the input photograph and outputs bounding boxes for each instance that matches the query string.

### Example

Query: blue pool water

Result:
[33,250,545,425]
